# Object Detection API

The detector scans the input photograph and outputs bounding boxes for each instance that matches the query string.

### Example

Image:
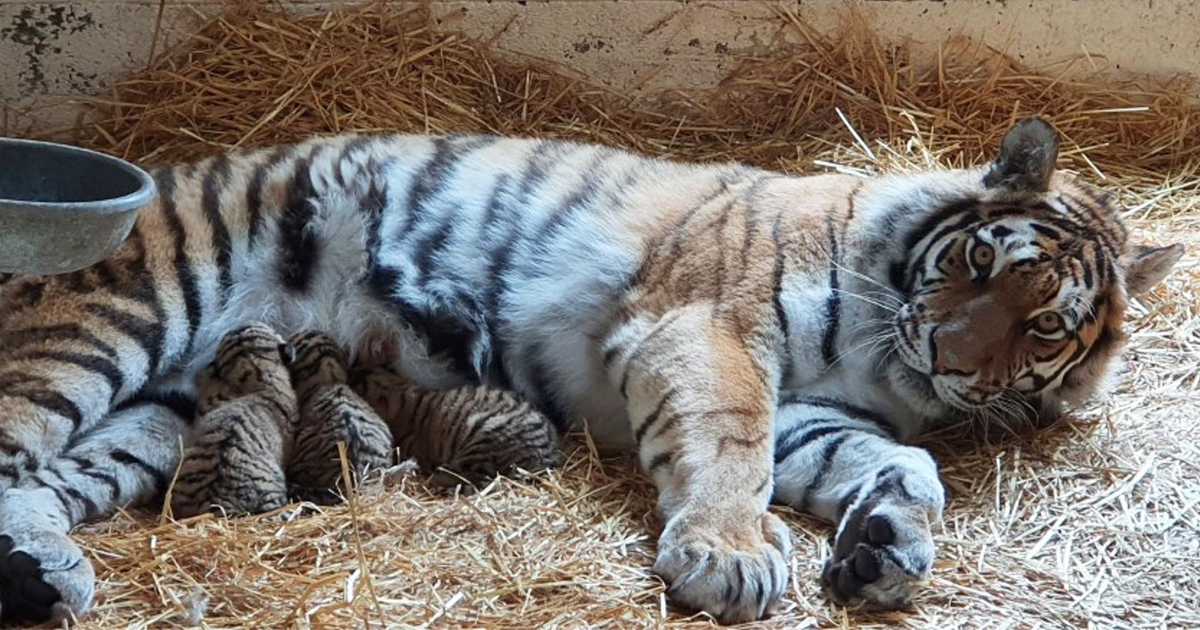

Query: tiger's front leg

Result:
[605,306,791,624]
[0,272,167,491]
[772,396,944,609]
[0,394,190,625]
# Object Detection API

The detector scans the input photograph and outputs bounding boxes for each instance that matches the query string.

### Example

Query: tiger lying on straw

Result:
[0,118,1182,624]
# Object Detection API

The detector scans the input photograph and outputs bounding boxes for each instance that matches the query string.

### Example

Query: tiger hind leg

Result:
[0,395,190,625]
[772,395,944,609]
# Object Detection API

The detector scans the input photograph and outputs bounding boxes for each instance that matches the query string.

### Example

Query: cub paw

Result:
[654,510,792,624]
[288,484,342,506]
[0,529,94,626]
[822,508,934,610]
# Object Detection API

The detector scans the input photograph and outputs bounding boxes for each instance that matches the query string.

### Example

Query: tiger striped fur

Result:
[350,360,560,485]
[169,323,298,518]
[0,118,1182,624]
[0,394,190,624]
[286,331,394,503]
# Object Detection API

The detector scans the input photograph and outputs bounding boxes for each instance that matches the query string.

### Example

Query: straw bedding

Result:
[34,3,1200,628]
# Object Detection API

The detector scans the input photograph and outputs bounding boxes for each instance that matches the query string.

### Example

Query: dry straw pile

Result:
[58,3,1200,628]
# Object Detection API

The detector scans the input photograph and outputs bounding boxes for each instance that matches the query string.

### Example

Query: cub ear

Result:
[1122,243,1185,296]
[983,117,1060,192]
[278,342,297,364]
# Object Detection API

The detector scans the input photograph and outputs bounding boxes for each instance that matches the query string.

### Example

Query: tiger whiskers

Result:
[962,391,1038,438]
[989,399,1025,436]
[830,288,902,313]
[847,287,905,308]
[870,336,902,376]
[828,326,899,369]
[849,316,894,336]
[961,400,1010,440]
[1000,387,1043,426]
[828,261,906,306]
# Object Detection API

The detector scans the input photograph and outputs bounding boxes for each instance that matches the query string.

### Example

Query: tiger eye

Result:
[1033,311,1064,335]
[970,243,995,270]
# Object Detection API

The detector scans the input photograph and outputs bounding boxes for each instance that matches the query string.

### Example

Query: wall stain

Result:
[2,5,97,96]
[567,37,612,60]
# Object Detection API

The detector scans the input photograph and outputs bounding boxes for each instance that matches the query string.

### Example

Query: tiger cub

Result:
[350,361,560,484]
[286,331,394,503]
[169,323,298,518]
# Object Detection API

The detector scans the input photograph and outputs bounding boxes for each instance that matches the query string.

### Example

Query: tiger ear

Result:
[983,117,1060,192]
[1122,243,1185,296]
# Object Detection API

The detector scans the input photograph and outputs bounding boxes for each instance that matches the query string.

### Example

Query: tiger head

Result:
[885,118,1184,419]
[197,321,295,412]
[286,331,351,399]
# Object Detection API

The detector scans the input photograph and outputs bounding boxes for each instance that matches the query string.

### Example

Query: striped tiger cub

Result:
[0,118,1182,624]
[349,359,560,485]
[286,331,394,502]
[169,323,298,518]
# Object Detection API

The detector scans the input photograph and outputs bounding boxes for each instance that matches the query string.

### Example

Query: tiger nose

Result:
[930,326,973,375]
[931,344,961,374]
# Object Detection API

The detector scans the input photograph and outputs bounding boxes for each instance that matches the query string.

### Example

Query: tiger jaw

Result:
[930,376,998,412]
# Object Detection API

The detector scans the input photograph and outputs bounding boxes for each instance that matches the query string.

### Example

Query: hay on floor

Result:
[51,3,1200,628]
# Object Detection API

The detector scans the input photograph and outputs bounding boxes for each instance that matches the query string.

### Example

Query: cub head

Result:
[348,363,408,419]
[286,330,350,398]
[198,321,294,410]
[889,118,1184,417]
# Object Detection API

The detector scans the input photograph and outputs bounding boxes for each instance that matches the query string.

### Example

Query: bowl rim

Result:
[0,137,155,213]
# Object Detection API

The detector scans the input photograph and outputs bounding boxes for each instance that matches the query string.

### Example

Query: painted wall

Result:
[3,1,1198,136]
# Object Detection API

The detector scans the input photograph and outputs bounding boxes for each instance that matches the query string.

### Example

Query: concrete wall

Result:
[3,1,1199,136]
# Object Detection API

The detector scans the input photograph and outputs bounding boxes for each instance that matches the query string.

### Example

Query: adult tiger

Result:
[0,118,1182,624]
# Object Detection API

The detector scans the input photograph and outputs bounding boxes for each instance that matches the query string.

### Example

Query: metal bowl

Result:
[0,138,155,274]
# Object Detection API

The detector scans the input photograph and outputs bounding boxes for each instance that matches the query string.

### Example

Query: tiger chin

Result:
[0,117,1181,625]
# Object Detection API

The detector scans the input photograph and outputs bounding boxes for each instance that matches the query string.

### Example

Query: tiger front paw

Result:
[822,505,935,610]
[654,510,792,624]
[0,489,95,626]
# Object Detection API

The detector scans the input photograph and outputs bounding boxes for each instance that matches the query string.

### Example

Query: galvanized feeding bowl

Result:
[0,138,155,275]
